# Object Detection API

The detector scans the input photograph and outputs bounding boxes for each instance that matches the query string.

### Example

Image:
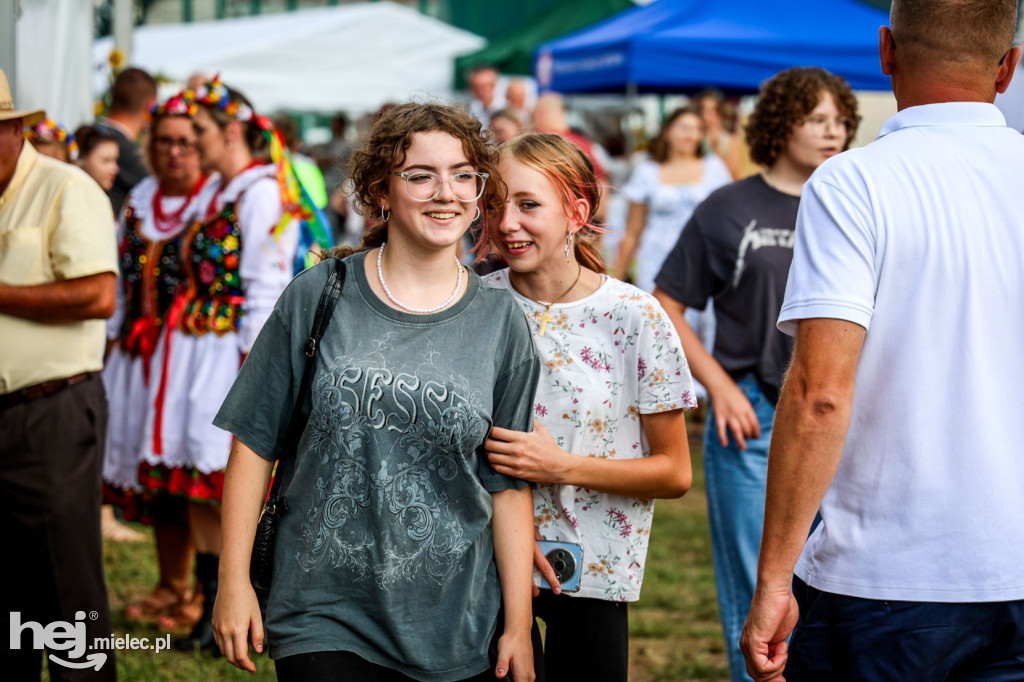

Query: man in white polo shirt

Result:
[740,1,1024,680]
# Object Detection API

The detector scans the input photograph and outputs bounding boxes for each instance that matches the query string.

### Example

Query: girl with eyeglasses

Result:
[652,66,860,682]
[482,133,695,682]
[213,102,539,681]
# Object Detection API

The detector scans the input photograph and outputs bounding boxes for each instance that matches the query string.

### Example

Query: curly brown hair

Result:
[331,101,503,257]
[745,67,860,169]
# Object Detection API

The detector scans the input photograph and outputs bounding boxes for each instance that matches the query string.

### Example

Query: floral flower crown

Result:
[185,75,272,131]
[23,118,79,160]
[149,91,197,119]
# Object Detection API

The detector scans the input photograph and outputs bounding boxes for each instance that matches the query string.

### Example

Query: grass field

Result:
[83,417,728,681]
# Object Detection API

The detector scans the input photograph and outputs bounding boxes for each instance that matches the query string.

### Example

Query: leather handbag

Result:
[250,257,346,592]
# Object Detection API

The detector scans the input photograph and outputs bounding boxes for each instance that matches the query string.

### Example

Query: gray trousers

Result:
[0,374,116,681]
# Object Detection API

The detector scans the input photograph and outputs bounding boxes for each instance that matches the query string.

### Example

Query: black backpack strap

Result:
[267,257,346,506]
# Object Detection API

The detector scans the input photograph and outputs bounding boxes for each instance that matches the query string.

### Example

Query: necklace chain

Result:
[512,262,582,336]
[376,242,463,314]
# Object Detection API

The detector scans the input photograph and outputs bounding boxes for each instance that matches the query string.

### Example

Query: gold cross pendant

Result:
[537,308,555,336]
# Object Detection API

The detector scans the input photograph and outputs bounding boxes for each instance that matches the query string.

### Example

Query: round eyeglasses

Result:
[802,115,855,138]
[389,170,489,202]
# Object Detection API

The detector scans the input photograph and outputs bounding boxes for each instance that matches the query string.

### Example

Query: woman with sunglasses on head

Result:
[118,78,300,653]
[482,133,695,682]
[652,67,859,682]
[102,92,218,627]
[212,102,539,681]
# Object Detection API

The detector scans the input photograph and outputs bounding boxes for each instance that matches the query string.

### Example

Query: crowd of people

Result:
[2,1,1023,680]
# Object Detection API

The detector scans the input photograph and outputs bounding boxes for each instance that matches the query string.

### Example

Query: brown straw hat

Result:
[0,68,45,127]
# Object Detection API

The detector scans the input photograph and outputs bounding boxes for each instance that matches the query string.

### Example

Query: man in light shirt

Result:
[0,68,119,680]
[741,1,1024,680]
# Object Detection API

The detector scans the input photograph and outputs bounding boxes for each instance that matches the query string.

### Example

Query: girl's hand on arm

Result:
[653,286,760,449]
[491,487,537,682]
[486,422,572,485]
[212,440,274,673]
[489,412,691,499]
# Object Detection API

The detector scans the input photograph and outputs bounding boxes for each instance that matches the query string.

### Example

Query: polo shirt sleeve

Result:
[49,174,118,281]
[777,176,877,337]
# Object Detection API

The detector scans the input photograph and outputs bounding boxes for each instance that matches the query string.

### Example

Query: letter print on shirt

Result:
[732,219,796,288]
[296,334,486,588]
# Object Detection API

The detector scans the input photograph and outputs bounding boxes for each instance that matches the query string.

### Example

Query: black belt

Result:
[0,372,94,411]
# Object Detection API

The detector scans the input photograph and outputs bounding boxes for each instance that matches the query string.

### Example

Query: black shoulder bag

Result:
[250,257,346,592]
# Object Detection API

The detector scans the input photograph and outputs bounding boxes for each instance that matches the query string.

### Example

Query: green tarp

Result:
[454,0,633,88]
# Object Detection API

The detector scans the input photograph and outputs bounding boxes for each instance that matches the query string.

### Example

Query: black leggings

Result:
[276,648,502,681]
[532,590,629,682]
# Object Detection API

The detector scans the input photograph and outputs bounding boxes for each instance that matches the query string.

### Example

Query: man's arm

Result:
[0,272,117,322]
[740,317,865,682]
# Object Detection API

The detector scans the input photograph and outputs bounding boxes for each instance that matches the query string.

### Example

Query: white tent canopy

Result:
[93,2,484,115]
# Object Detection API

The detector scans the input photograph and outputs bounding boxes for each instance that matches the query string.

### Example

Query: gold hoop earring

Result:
[565,232,574,261]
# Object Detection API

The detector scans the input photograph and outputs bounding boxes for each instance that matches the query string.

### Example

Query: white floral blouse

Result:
[484,271,696,601]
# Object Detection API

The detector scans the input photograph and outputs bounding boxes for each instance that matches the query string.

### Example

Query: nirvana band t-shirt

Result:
[654,174,800,404]
[215,251,539,681]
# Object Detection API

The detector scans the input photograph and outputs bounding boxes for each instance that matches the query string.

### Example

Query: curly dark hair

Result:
[333,101,503,257]
[745,67,860,169]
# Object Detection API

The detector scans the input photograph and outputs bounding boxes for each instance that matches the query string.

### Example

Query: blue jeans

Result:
[787,578,1024,681]
[704,374,775,682]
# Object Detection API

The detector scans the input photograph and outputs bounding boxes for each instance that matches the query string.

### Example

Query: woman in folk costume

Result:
[139,77,303,652]
[103,92,220,627]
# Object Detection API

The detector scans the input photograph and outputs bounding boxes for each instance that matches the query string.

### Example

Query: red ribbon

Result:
[124,317,160,386]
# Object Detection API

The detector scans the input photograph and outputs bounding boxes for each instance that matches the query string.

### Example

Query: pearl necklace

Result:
[376,242,463,314]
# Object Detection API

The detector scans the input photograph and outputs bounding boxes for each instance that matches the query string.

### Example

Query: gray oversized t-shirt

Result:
[214,250,540,681]
[654,174,799,404]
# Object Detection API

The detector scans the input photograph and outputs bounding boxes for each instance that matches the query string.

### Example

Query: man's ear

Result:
[995,46,1021,95]
[879,26,896,77]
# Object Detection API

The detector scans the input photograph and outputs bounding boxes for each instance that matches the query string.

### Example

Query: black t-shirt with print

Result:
[654,174,800,404]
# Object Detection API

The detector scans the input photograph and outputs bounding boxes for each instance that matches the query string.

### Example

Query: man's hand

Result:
[740,584,800,682]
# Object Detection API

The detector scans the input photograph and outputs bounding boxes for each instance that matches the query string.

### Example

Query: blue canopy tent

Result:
[534,0,893,93]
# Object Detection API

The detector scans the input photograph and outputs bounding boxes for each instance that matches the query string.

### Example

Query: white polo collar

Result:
[878,101,1007,139]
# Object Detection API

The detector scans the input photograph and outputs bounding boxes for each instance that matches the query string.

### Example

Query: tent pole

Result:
[113,0,133,65]
[0,0,15,96]
[625,81,638,154]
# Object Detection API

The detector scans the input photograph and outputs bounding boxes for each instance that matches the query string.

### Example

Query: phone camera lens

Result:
[554,560,566,572]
